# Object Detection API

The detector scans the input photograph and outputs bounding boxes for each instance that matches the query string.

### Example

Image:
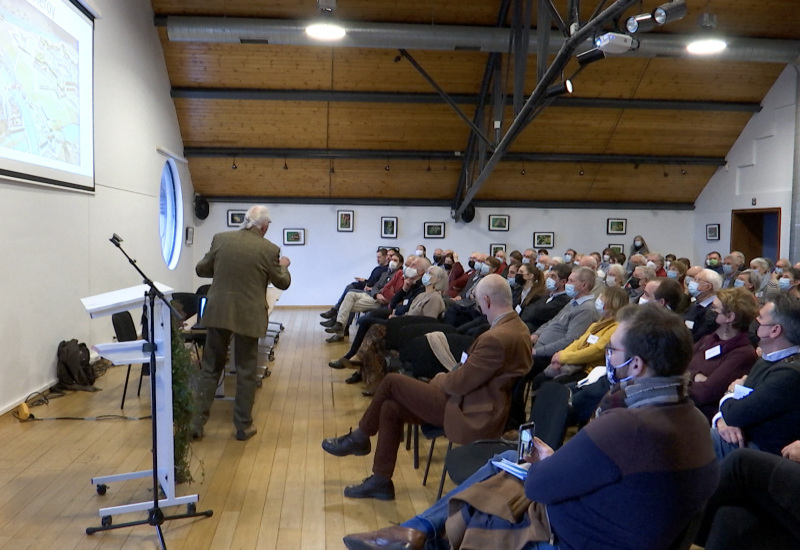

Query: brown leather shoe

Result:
[343,525,426,550]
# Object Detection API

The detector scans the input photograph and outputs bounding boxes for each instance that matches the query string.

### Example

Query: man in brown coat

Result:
[322,274,532,500]
[193,205,291,441]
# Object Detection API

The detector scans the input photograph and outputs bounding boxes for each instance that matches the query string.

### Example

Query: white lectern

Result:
[81,283,202,523]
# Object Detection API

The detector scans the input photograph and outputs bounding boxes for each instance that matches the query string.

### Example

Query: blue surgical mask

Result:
[522,257,531,264]
[775,267,784,275]
[536,262,545,271]
[480,263,491,275]
[564,254,573,263]
[779,278,792,291]
[421,273,432,286]
[606,354,635,384]
[722,264,733,275]
[474,261,483,272]
[634,240,643,248]
[594,298,605,314]
[688,280,701,297]
[507,276,517,287]
[565,283,578,298]
[667,270,678,279]
[733,279,746,288]
[546,278,557,292]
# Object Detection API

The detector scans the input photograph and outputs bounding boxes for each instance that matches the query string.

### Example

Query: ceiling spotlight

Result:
[330,159,335,174]
[546,80,574,98]
[283,157,289,170]
[680,166,687,175]
[579,163,585,176]
[306,0,346,41]
[688,12,727,54]
[576,48,606,67]
[521,161,526,176]
[626,13,656,34]
[653,0,687,26]
[231,156,237,170]
[426,158,432,172]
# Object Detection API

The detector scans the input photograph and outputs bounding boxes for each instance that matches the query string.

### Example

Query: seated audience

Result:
[322,275,531,501]
[687,287,759,422]
[711,293,800,459]
[320,248,389,321]
[604,263,626,289]
[343,305,718,550]
[696,443,800,550]
[684,268,722,342]
[706,250,724,274]
[721,252,745,288]
[628,264,656,302]
[749,256,771,297]
[667,259,687,286]
[515,263,548,319]
[776,266,800,299]
[448,252,484,299]
[431,248,445,267]
[647,252,667,277]
[443,251,465,295]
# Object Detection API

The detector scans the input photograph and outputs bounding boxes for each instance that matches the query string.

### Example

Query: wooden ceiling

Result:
[151,0,795,208]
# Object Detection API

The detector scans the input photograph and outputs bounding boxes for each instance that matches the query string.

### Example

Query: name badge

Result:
[403,299,410,306]
[705,345,721,360]
[460,351,469,364]
[515,304,522,314]
[685,320,695,330]
[587,334,600,344]
[733,384,753,399]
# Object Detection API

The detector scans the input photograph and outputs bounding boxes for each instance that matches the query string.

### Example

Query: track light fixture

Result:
[687,13,727,55]
[576,48,606,67]
[306,0,346,40]
[653,0,687,26]
[385,158,390,171]
[231,155,237,170]
[520,161,526,176]
[546,80,574,98]
[579,163,585,176]
[283,157,289,170]
[626,13,656,34]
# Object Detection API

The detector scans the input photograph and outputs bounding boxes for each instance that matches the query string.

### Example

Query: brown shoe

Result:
[343,525,426,550]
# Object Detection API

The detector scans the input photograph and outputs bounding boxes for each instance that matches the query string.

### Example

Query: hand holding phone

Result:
[517,422,536,463]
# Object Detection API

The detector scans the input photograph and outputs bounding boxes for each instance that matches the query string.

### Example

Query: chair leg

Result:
[405,424,412,450]
[422,436,438,486]
[137,365,145,397]
[436,442,453,499]
[414,425,420,469]
[120,364,132,409]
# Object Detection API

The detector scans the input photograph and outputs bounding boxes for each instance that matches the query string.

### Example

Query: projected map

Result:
[0,0,81,166]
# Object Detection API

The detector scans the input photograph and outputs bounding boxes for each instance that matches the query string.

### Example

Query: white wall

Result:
[192,202,695,306]
[0,0,196,414]
[694,66,798,261]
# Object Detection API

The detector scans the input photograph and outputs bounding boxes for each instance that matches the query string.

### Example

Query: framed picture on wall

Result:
[424,222,445,239]
[706,223,720,241]
[488,214,510,231]
[337,210,354,232]
[490,243,506,256]
[283,228,305,246]
[227,210,246,227]
[534,232,554,248]
[381,217,398,239]
[609,243,624,254]
[606,218,627,235]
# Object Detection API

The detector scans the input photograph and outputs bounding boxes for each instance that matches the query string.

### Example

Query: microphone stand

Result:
[86,234,212,548]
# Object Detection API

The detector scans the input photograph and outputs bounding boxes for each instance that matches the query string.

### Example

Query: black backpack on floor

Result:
[56,339,96,389]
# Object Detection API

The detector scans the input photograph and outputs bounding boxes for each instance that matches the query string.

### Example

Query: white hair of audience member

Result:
[244,205,272,229]
[579,255,598,270]
[549,256,564,266]
[750,257,770,273]
[698,268,723,291]
[635,266,657,282]
[729,251,746,267]
[429,266,449,293]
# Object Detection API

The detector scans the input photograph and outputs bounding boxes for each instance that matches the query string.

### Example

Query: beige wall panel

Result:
[189,158,332,197]
[329,159,459,199]
[333,49,488,94]
[604,111,752,157]
[161,37,334,89]
[510,107,624,154]
[328,103,473,150]
[634,59,785,102]
[175,99,329,148]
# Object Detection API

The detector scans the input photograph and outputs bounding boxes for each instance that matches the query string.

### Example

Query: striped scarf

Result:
[597,375,687,414]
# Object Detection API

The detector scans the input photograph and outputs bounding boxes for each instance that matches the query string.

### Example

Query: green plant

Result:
[170,317,196,484]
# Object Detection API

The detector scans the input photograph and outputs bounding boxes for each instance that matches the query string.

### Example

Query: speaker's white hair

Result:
[244,205,271,229]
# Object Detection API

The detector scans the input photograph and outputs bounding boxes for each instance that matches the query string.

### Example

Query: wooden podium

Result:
[81,283,200,522]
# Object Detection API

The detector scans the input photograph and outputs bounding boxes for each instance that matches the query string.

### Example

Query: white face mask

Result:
[389,260,398,271]
[564,254,573,263]
[404,266,418,279]
[594,298,605,313]
[415,249,424,256]
[522,257,531,264]
[639,296,650,305]
[606,275,617,287]
[646,261,657,270]
[603,254,610,262]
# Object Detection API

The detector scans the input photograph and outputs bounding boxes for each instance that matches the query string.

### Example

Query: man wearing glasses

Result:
[711,293,800,459]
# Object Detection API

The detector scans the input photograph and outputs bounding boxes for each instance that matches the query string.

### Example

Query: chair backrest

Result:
[111,311,138,343]
[171,292,199,320]
[196,284,211,296]
[529,381,572,451]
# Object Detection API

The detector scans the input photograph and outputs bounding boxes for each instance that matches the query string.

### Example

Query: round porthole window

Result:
[159,159,183,270]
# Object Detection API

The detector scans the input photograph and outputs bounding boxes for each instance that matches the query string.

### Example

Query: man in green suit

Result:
[193,205,291,440]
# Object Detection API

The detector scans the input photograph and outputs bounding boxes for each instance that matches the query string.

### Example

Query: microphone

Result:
[110,234,123,247]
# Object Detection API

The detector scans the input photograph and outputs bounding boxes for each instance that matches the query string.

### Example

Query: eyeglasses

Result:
[605,345,626,358]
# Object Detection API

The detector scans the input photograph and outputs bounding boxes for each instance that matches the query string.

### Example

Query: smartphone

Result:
[517,421,536,462]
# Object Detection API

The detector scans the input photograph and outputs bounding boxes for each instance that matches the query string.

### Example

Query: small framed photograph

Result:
[283,228,305,246]
[608,243,625,254]
[534,232,554,248]
[424,222,445,239]
[488,214,510,232]
[381,217,398,239]
[184,226,194,246]
[490,243,506,256]
[606,218,627,235]
[227,210,246,227]
[337,210,354,232]
[706,223,720,241]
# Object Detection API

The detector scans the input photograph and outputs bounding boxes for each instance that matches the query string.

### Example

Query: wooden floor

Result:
[0,308,451,550]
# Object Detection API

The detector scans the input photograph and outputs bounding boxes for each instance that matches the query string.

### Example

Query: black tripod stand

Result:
[86,234,212,548]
